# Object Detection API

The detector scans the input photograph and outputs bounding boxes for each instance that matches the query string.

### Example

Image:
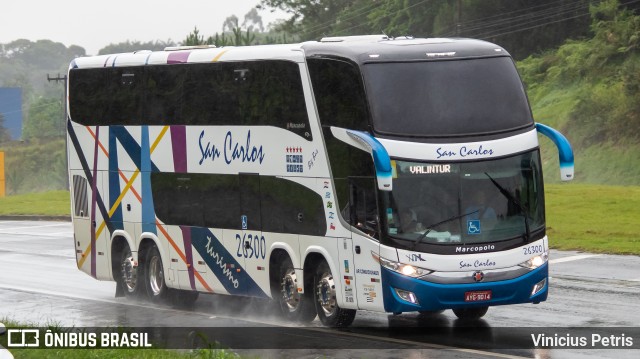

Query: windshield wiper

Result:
[411,210,479,250]
[484,172,530,242]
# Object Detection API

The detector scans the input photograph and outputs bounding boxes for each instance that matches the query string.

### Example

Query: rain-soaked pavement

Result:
[0,220,639,358]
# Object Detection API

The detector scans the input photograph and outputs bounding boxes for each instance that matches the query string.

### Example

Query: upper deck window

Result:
[69,60,312,140]
[307,58,369,131]
[363,56,533,138]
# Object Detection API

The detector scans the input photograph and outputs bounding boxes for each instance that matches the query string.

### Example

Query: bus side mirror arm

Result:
[330,127,393,191]
[535,123,575,181]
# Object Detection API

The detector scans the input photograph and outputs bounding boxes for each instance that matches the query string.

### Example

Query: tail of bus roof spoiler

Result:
[536,123,575,181]
[330,127,393,191]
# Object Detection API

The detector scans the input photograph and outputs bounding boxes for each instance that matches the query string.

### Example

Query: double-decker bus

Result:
[67,35,573,326]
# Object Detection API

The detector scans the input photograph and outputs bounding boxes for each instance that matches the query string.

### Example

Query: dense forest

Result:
[520,0,640,184]
[1,0,639,193]
[259,0,597,59]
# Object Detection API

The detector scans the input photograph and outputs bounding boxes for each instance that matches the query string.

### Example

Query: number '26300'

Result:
[523,244,544,256]
[236,233,266,259]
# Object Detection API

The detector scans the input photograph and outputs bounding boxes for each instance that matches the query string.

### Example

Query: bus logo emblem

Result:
[472,271,484,282]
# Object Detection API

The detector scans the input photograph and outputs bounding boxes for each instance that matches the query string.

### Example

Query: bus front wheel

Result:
[314,260,356,327]
[452,306,488,320]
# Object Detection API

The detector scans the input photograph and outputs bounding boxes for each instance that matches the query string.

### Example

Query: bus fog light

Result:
[394,288,419,304]
[531,278,547,296]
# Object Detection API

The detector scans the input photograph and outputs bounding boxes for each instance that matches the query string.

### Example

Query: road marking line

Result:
[0,284,527,358]
[0,223,70,232]
[549,254,601,264]
[0,232,73,238]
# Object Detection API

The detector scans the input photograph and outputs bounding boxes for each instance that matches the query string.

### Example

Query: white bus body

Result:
[67,36,573,325]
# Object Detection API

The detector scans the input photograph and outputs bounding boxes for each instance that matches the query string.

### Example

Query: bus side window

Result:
[151,173,241,230]
[69,67,143,126]
[144,65,185,126]
[347,177,379,238]
[307,57,369,131]
[260,176,326,236]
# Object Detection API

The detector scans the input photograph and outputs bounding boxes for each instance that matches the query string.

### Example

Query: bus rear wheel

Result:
[314,260,356,327]
[145,244,169,303]
[119,245,142,298]
[452,306,488,320]
[276,257,316,322]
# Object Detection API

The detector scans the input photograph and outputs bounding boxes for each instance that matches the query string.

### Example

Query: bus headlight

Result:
[374,253,432,278]
[518,252,548,269]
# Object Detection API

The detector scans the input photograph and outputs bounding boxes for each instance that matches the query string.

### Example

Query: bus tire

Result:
[119,244,142,298]
[452,306,488,320]
[276,257,316,322]
[145,244,169,303]
[314,260,356,327]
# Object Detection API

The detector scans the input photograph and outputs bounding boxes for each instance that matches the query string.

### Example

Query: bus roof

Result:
[301,36,511,64]
[70,36,510,69]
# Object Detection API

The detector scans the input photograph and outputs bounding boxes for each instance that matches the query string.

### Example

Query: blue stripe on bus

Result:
[110,126,160,173]
[190,227,268,298]
[140,126,156,234]
[108,128,123,230]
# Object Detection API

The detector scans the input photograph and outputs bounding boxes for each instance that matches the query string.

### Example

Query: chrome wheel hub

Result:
[281,270,300,311]
[121,251,137,293]
[148,255,164,296]
[316,272,337,316]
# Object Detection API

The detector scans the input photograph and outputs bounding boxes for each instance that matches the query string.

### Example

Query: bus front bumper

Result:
[381,263,548,313]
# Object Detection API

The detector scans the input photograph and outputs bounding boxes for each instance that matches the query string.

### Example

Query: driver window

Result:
[345,177,379,238]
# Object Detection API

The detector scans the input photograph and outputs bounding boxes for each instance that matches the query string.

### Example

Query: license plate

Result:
[464,290,492,302]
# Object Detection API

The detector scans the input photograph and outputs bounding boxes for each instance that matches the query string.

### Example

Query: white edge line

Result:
[549,254,601,264]
[0,223,71,232]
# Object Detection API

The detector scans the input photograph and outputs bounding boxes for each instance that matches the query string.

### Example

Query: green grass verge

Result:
[0,191,70,216]
[0,185,637,255]
[545,183,640,255]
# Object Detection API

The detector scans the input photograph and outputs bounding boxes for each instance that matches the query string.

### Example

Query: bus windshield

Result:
[363,57,533,137]
[382,150,544,247]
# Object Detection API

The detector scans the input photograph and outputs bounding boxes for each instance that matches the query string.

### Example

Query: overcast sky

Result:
[1,0,287,55]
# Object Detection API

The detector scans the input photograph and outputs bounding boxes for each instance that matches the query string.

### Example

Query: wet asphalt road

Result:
[0,220,639,358]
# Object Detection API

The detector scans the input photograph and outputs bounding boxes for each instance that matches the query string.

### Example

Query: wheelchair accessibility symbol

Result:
[241,215,248,230]
[467,220,481,235]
